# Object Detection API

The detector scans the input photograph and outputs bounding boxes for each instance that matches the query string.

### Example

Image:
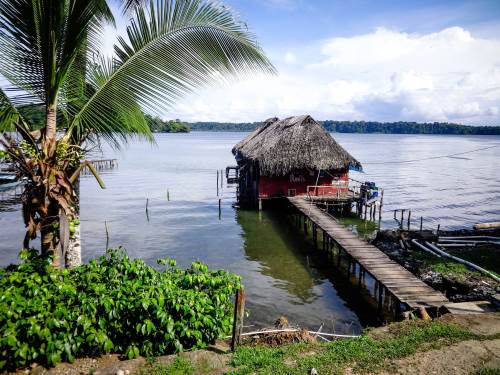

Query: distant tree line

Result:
[188,121,258,131]
[145,115,190,133]
[189,120,500,135]
[11,104,500,135]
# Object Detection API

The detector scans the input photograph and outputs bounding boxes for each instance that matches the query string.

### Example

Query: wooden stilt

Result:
[231,289,246,351]
[358,265,363,288]
[377,285,384,314]
[378,189,384,222]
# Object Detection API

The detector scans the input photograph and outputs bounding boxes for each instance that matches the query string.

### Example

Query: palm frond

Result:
[0,88,30,132]
[0,88,40,147]
[122,0,148,13]
[68,0,275,147]
[0,0,114,106]
[64,55,151,148]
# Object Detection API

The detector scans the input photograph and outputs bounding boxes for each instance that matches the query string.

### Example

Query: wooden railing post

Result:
[231,288,246,351]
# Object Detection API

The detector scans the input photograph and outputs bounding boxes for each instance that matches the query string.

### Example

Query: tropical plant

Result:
[0,248,242,370]
[0,0,274,267]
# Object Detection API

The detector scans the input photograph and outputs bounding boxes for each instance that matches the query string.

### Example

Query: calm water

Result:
[1,132,499,333]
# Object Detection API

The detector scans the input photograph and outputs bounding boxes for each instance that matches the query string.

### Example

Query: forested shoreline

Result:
[188,120,500,135]
[14,104,500,135]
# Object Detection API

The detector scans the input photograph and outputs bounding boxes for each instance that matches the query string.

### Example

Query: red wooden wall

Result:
[258,169,349,198]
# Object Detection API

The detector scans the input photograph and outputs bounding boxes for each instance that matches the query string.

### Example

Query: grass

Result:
[475,368,500,375]
[229,320,479,374]
[412,248,480,281]
[447,245,500,278]
[132,319,500,374]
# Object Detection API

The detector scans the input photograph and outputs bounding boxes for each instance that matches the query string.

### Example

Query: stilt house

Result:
[232,115,362,208]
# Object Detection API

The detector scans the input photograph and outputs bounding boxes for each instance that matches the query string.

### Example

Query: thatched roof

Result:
[232,115,361,176]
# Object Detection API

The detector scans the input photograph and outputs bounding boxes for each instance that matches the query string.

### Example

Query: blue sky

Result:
[225,0,500,45]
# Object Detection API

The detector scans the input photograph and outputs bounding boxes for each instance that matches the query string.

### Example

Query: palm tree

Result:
[0,0,275,267]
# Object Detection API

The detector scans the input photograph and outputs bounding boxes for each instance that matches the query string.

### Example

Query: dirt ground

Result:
[384,339,500,375]
[381,314,500,375]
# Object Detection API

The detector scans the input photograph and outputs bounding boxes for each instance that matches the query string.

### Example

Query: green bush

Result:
[0,249,241,370]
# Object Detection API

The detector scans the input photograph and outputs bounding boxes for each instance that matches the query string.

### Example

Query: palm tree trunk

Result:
[40,102,60,266]
[65,178,81,268]
[40,199,61,267]
[44,104,57,156]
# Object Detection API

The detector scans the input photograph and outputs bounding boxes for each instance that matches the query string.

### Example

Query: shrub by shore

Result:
[0,249,241,371]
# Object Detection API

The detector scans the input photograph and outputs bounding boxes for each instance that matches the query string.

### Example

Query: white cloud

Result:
[284,51,297,64]
[164,26,500,125]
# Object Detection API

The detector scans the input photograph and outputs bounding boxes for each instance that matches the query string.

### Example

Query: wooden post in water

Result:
[437,224,440,235]
[218,198,221,219]
[167,189,170,201]
[216,170,219,197]
[378,189,384,222]
[358,264,363,288]
[407,210,411,231]
[400,209,404,229]
[104,220,109,249]
[312,223,317,249]
[231,288,246,351]
[420,216,423,232]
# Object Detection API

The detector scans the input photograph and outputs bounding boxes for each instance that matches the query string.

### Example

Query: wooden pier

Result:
[288,196,448,313]
[82,159,118,174]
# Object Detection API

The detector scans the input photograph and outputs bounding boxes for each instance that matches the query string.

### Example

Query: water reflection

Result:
[237,210,321,304]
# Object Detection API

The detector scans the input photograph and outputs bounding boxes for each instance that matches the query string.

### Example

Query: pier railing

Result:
[306,181,351,197]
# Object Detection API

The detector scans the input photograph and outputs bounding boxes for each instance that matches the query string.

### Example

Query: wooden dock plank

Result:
[288,197,448,309]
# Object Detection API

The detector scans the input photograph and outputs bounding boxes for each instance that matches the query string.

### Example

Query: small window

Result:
[288,189,296,197]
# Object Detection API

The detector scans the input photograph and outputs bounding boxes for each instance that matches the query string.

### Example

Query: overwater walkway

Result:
[288,196,449,312]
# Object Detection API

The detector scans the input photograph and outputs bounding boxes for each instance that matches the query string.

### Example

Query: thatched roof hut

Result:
[232,115,361,176]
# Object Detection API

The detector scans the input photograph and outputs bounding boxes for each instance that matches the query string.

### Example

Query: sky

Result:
[176,0,500,125]
[155,0,500,125]
[18,0,500,125]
